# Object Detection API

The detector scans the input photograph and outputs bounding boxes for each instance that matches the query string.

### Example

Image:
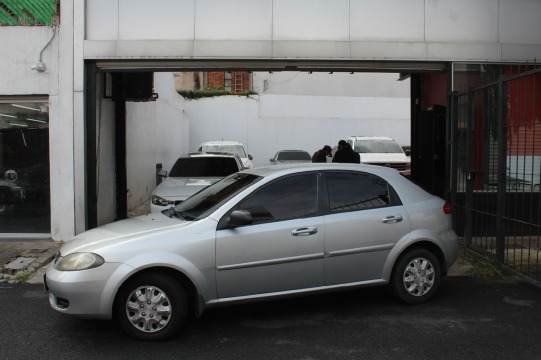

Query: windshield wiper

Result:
[167,207,196,221]
[167,207,185,220]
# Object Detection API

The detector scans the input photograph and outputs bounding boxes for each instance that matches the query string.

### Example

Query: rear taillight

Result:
[443,201,452,214]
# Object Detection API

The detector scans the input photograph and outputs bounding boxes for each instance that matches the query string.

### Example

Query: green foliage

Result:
[463,248,505,278]
[15,270,31,283]
[0,0,57,26]
[178,86,257,100]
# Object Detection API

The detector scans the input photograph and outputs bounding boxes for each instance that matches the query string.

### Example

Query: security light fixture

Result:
[31,24,57,73]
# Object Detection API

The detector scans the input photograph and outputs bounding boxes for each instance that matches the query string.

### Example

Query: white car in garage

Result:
[198,141,254,169]
[150,152,244,213]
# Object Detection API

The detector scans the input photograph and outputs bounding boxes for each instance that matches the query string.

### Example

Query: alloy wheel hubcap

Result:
[126,286,172,333]
[402,257,435,297]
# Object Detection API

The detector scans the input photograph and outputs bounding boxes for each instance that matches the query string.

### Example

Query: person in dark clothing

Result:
[312,145,332,163]
[332,140,360,164]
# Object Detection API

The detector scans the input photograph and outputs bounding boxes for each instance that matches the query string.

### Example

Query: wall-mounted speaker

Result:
[114,73,154,101]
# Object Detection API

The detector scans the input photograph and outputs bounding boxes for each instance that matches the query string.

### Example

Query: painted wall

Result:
[84,0,541,62]
[0,27,56,95]
[125,73,189,213]
[252,72,409,98]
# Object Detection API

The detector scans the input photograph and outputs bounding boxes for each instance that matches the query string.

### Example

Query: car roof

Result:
[348,136,396,141]
[182,151,240,159]
[243,162,400,177]
[199,141,244,146]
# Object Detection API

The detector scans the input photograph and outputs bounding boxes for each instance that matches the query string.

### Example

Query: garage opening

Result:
[85,60,449,230]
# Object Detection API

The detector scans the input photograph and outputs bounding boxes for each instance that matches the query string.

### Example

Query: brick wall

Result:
[208,71,250,93]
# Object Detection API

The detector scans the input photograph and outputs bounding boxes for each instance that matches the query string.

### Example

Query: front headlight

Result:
[55,253,105,271]
[152,195,174,207]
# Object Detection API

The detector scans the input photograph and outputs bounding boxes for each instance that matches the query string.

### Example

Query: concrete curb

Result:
[0,242,61,285]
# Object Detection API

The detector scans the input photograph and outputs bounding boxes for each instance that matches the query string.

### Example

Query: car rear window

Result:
[325,171,394,213]
[353,139,404,153]
[170,157,240,177]
[277,152,311,161]
[201,145,247,158]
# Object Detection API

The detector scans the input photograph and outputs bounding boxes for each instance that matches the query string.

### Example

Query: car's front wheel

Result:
[391,248,441,304]
[115,273,187,341]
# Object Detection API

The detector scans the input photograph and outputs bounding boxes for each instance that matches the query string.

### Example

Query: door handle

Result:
[291,227,318,236]
[382,215,403,223]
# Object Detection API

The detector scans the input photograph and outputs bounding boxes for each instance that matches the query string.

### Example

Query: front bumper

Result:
[45,262,133,319]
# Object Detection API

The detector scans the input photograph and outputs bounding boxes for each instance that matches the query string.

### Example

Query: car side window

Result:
[325,171,398,214]
[235,173,318,225]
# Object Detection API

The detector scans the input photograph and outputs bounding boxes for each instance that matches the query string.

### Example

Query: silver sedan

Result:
[45,163,458,341]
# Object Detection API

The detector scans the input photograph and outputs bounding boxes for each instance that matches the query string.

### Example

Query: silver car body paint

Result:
[46,163,458,319]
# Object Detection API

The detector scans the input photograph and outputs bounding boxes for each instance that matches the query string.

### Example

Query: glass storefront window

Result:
[0,100,50,234]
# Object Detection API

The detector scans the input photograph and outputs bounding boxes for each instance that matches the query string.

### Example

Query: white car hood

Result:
[154,176,221,198]
[59,214,189,255]
[360,153,409,164]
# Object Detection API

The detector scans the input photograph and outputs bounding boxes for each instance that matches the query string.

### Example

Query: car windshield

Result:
[353,140,404,153]
[277,151,311,161]
[169,157,240,177]
[172,173,262,220]
[201,144,247,158]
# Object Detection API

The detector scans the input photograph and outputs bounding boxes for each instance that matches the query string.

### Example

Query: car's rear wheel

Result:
[115,273,187,341]
[391,248,441,304]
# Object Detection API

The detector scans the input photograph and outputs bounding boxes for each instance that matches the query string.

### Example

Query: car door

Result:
[322,171,411,285]
[216,172,324,299]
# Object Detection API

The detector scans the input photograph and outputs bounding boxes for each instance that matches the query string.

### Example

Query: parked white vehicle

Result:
[346,136,411,176]
[269,150,312,165]
[150,152,244,213]
[198,141,254,169]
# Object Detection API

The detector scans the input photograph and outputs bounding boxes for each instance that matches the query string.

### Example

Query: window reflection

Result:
[0,101,50,233]
[326,172,390,213]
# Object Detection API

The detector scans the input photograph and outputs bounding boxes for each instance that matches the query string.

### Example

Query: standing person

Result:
[312,145,332,163]
[332,140,360,164]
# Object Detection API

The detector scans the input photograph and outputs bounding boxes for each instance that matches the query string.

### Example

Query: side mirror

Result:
[248,154,254,160]
[158,169,168,178]
[405,149,411,156]
[228,210,253,227]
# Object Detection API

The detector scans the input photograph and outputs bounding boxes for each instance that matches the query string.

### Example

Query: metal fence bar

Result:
[452,64,541,282]
[496,74,507,263]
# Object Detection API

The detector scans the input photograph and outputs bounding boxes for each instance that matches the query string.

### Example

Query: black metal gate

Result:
[451,64,541,282]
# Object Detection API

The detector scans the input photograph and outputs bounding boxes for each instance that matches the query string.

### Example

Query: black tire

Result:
[115,273,187,341]
[391,248,441,304]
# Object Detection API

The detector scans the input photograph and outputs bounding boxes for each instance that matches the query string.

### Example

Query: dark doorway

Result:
[411,105,446,197]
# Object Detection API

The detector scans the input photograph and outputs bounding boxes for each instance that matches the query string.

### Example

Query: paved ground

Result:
[2,275,541,359]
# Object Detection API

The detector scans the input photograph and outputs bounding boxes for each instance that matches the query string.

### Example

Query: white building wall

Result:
[84,0,541,62]
[125,73,189,213]
[252,72,409,98]
[0,27,56,94]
